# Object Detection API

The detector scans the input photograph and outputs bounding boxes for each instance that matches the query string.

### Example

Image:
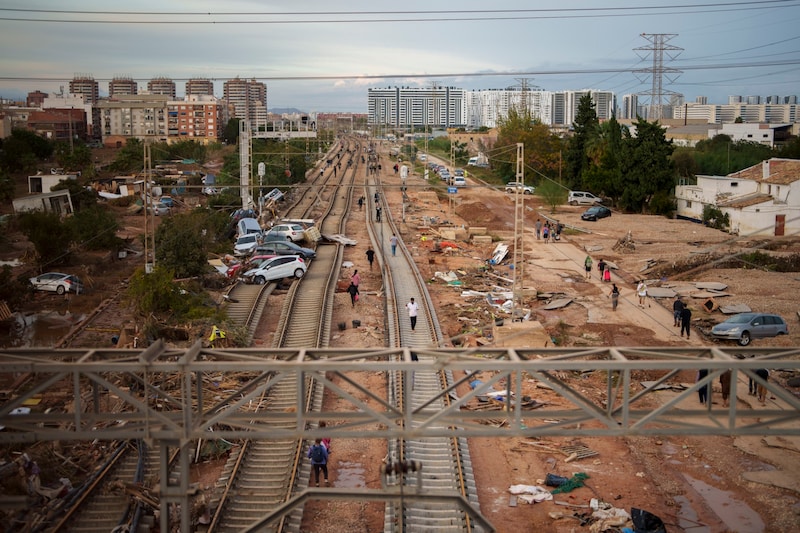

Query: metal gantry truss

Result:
[2,342,799,444]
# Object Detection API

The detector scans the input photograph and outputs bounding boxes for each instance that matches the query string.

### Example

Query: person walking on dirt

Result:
[346,282,359,307]
[610,284,620,311]
[351,269,360,289]
[584,255,593,280]
[406,297,419,331]
[720,370,732,407]
[680,305,692,338]
[308,438,329,487]
[390,234,398,256]
[697,369,710,404]
[376,206,382,222]
[597,259,606,280]
[365,247,375,270]
[636,281,648,307]
[755,368,769,404]
[535,219,542,239]
[672,296,685,327]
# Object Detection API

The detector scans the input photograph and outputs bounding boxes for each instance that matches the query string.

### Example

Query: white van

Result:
[237,217,262,237]
[568,191,602,206]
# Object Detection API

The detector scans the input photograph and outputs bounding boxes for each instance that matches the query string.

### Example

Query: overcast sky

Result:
[1,1,799,112]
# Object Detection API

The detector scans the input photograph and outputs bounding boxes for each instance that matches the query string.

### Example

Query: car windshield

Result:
[727,314,754,324]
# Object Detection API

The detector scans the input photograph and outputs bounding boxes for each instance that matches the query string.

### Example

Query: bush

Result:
[702,205,730,231]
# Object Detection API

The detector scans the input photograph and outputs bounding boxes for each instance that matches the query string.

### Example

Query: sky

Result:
[1,1,799,113]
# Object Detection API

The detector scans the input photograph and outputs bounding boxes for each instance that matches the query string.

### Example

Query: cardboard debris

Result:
[543,298,572,310]
[691,291,731,298]
[489,243,509,265]
[646,287,677,298]
[696,281,728,291]
[322,233,356,245]
[434,271,459,283]
[719,303,752,314]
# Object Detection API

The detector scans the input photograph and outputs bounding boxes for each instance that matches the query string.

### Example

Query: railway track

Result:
[206,139,357,532]
[371,172,482,532]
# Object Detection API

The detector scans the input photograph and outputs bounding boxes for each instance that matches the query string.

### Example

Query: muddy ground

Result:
[2,149,800,531]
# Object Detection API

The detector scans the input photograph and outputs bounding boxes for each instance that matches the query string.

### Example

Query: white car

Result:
[234,233,262,256]
[242,255,307,284]
[568,191,602,206]
[29,272,84,294]
[505,182,534,194]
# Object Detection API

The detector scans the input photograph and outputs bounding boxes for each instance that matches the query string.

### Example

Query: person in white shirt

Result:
[406,298,419,331]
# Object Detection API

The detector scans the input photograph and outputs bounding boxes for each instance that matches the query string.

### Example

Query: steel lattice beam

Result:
[2,342,799,444]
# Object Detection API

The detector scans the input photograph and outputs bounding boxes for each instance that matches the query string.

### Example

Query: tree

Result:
[108,138,144,173]
[702,205,730,231]
[0,129,53,173]
[582,117,624,203]
[222,118,241,145]
[537,179,568,213]
[618,118,676,214]
[53,142,92,172]
[17,211,76,266]
[68,206,124,251]
[52,177,97,212]
[777,136,800,159]
[154,209,229,277]
[495,108,563,184]
[564,94,599,190]
[0,169,14,203]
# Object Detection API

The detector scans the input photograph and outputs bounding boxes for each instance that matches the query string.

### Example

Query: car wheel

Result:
[738,332,751,346]
[254,276,266,285]
[569,201,577,206]
[294,269,305,279]
[56,285,66,295]
[524,190,532,195]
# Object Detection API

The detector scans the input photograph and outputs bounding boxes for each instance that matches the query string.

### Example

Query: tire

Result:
[738,332,751,346]
[569,201,577,206]
[56,285,66,295]
[294,269,305,279]
[254,276,266,285]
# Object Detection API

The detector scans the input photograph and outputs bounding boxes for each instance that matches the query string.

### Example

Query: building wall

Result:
[675,175,760,221]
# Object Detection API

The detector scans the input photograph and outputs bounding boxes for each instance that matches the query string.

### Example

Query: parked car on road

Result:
[568,191,603,206]
[254,240,316,260]
[581,206,612,221]
[29,272,84,295]
[264,223,306,243]
[242,255,306,284]
[505,182,535,194]
[452,176,467,187]
[711,312,788,346]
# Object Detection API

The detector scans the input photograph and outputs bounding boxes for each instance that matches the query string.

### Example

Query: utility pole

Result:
[143,141,155,273]
[512,143,525,320]
[634,33,683,121]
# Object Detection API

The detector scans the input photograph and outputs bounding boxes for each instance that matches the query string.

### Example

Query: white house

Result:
[675,158,800,237]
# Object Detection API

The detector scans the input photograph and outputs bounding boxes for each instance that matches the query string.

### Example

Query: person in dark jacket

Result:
[680,306,692,338]
[346,282,359,307]
[673,296,685,327]
[308,438,329,487]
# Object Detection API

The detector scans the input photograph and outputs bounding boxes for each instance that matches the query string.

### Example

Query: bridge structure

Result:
[2,342,799,445]
[3,342,798,530]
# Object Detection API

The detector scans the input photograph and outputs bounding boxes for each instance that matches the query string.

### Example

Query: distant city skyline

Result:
[1,1,799,112]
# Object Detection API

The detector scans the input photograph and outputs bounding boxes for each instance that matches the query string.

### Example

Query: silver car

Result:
[711,312,788,346]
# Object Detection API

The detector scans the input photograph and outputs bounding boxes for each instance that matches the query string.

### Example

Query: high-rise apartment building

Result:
[109,76,138,97]
[367,86,465,128]
[223,77,267,124]
[69,75,99,105]
[186,78,215,96]
[147,77,176,98]
[464,88,552,128]
[167,95,221,143]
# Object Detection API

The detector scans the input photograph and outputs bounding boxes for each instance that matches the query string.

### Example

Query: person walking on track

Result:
[406,297,419,331]
[308,438,329,487]
[390,234,398,256]
[365,247,375,270]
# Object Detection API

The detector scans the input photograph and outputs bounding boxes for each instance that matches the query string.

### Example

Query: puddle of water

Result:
[334,460,366,488]
[1,311,83,348]
[683,473,765,533]
[673,495,710,532]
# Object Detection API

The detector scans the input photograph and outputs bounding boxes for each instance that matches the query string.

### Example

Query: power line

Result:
[0,59,798,85]
[0,1,797,24]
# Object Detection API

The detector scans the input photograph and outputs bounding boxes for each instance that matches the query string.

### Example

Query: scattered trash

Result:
[507,484,553,504]
[551,472,589,494]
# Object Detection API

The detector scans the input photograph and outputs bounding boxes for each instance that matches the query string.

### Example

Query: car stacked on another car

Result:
[242,255,307,284]
[711,312,788,346]
[264,223,306,243]
[254,240,316,260]
[581,206,612,221]
[233,233,262,256]
[29,272,84,295]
